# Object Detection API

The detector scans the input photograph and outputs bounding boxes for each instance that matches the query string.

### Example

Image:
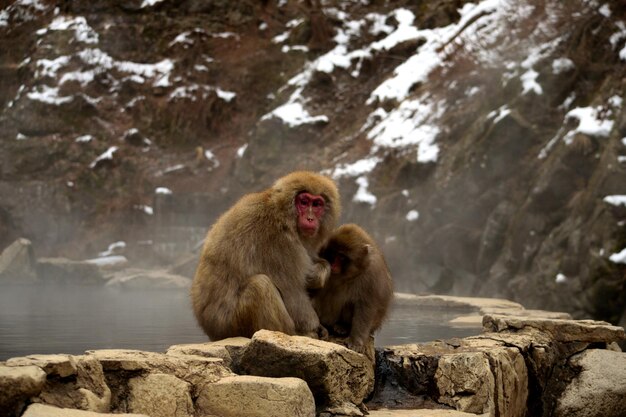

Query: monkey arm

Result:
[348,303,376,350]
[304,256,331,290]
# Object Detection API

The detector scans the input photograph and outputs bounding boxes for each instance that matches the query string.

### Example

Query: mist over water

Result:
[0,285,206,360]
[0,283,480,360]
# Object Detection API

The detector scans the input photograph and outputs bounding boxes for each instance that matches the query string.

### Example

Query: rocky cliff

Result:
[1,0,625,324]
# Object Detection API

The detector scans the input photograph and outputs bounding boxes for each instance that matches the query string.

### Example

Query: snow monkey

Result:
[314,224,393,353]
[191,171,341,340]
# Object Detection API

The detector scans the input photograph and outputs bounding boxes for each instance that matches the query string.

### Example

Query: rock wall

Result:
[1,0,625,328]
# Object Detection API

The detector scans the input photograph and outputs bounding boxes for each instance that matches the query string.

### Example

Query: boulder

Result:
[36,258,106,285]
[0,238,38,284]
[238,330,374,413]
[196,375,315,417]
[5,354,111,412]
[0,364,46,416]
[104,269,191,289]
[555,349,626,417]
[22,403,148,417]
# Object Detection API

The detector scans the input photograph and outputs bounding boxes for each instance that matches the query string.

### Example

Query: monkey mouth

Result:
[300,225,318,236]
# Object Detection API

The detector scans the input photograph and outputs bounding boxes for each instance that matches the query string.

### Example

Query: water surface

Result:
[0,285,479,360]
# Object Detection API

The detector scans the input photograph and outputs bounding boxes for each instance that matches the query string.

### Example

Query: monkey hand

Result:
[305,257,331,290]
[331,323,349,337]
[317,324,329,340]
[346,339,367,355]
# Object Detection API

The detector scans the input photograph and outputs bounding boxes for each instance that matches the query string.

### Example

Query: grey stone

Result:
[0,365,46,416]
[0,238,38,284]
[556,349,626,417]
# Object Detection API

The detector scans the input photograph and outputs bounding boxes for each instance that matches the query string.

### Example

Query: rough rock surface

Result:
[196,375,316,417]
[556,349,626,417]
[238,330,375,412]
[0,365,47,416]
[126,373,193,417]
[483,314,626,343]
[166,337,250,369]
[22,403,148,417]
[372,312,625,417]
[5,354,111,412]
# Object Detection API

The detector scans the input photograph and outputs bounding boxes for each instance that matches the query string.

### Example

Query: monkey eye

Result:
[312,198,324,208]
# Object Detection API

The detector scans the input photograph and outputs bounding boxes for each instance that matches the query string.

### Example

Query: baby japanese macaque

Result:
[313,224,393,353]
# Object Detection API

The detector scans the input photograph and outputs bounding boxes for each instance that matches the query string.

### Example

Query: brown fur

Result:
[314,224,394,352]
[191,171,341,340]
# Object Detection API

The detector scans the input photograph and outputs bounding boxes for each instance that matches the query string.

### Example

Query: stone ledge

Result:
[483,314,626,343]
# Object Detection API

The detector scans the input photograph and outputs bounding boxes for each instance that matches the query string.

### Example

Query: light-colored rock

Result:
[367,410,484,417]
[166,337,250,368]
[320,401,365,416]
[239,330,375,410]
[488,346,528,417]
[394,293,524,313]
[556,349,626,417]
[380,339,527,417]
[196,375,315,417]
[36,257,105,285]
[435,352,494,414]
[450,309,572,327]
[0,238,38,284]
[483,314,625,343]
[86,348,232,412]
[0,365,46,415]
[482,308,572,320]
[22,403,149,417]
[104,269,191,289]
[7,354,78,377]
[6,354,111,412]
[126,373,193,417]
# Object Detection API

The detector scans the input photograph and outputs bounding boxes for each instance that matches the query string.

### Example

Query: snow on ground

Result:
[604,195,626,207]
[155,187,173,195]
[609,248,626,264]
[265,0,531,205]
[89,146,118,169]
[21,11,237,114]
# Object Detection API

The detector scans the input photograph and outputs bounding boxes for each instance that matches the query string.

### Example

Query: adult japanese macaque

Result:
[191,171,341,340]
[314,224,393,353]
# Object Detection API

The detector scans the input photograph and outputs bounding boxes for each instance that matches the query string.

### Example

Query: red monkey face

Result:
[295,192,325,236]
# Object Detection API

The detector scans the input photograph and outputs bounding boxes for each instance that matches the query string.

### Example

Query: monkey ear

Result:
[361,244,373,266]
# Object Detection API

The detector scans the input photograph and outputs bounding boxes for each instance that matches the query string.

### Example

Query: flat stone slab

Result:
[368,410,482,417]
[394,293,525,312]
[22,403,148,417]
[483,314,625,343]
[6,354,78,377]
